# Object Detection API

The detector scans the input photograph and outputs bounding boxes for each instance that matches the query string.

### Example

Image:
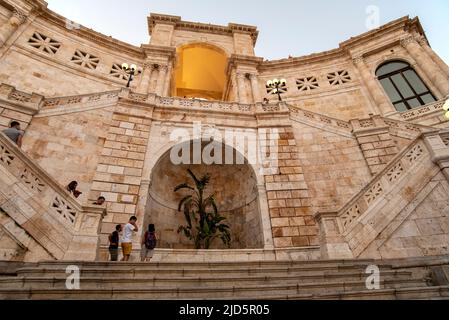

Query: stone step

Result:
[28,254,449,270]
[17,269,413,281]
[35,259,386,268]
[14,254,449,274]
[14,263,397,278]
[0,279,430,300]
[0,270,416,289]
[262,286,449,300]
[13,267,397,280]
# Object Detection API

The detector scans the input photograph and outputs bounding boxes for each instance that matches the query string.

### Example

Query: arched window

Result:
[376,61,436,112]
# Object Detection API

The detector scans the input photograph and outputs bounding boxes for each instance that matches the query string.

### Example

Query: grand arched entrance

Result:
[143,141,265,249]
[172,43,227,100]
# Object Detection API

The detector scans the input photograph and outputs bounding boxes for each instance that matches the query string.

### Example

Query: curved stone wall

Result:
[145,143,263,249]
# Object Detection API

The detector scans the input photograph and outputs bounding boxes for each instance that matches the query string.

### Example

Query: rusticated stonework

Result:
[0,0,448,264]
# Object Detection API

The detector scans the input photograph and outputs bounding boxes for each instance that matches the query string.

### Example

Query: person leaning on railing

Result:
[66,181,82,198]
[2,121,24,148]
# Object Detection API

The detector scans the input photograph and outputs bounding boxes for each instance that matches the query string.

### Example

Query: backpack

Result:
[145,232,157,250]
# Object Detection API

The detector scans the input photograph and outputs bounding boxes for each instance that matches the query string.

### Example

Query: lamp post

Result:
[121,63,141,88]
[266,78,287,101]
[444,99,449,119]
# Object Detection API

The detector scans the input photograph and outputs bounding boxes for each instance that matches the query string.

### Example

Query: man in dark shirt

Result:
[108,224,122,261]
[2,121,24,147]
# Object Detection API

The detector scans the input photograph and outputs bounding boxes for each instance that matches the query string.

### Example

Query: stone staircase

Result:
[0,256,448,300]
[0,132,106,261]
[316,130,449,260]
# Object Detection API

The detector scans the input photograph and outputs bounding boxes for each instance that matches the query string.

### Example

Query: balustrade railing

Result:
[0,132,104,233]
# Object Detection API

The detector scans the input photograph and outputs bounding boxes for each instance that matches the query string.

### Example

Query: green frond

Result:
[174,183,194,193]
[187,169,201,187]
[178,195,193,212]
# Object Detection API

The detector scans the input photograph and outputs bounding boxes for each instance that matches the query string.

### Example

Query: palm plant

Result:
[174,169,231,249]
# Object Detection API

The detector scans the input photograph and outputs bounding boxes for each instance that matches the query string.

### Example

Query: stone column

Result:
[401,36,449,98]
[136,63,154,94]
[249,73,262,103]
[352,55,391,115]
[236,73,247,104]
[0,8,27,47]
[417,36,449,81]
[231,71,240,102]
[155,65,168,96]
[163,63,172,96]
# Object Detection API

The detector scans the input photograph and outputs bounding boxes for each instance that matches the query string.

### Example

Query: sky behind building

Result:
[45,0,449,64]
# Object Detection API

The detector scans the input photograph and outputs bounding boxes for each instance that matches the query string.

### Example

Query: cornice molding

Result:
[339,16,411,50]
[37,7,145,59]
[260,16,425,70]
[141,44,177,60]
[226,54,264,74]
[259,48,344,71]
[148,13,259,45]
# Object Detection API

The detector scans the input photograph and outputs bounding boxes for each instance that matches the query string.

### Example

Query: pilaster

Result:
[256,103,318,248]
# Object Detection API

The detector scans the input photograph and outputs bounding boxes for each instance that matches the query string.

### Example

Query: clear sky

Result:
[45,0,449,64]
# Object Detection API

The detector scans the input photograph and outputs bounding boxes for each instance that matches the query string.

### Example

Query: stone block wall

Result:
[90,107,151,247]
[22,108,114,204]
[0,51,118,97]
[352,117,400,175]
[360,172,449,259]
[264,126,319,248]
[291,120,372,211]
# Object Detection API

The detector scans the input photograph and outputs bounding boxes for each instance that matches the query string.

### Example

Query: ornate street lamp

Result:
[444,99,449,119]
[121,63,141,88]
[266,78,287,101]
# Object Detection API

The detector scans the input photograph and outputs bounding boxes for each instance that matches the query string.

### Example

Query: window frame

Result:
[376,62,436,112]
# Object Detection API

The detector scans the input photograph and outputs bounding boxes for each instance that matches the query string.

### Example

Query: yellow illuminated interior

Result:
[173,43,227,101]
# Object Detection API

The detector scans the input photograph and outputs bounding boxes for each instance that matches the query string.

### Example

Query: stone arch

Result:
[373,55,414,76]
[141,138,274,250]
[174,40,231,57]
[172,42,229,100]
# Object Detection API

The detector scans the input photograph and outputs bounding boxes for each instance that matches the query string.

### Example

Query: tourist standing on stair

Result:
[2,121,24,148]
[121,216,138,261]
[108,224,122,261]
[141,224,157,262]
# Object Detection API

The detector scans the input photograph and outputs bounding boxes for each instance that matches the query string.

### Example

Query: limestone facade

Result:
[0,0,449,262]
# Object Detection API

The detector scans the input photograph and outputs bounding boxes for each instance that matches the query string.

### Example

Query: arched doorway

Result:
[172,43,228,100]
[143,140,265,249]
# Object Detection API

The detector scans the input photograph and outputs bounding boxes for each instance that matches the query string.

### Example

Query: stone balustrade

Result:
[287,104,352,133]
[42,90,120,109]
[0,84,43,112]
[39,87,258,115]
[0,132,105,261]
[2,83,443,124]
[315,130,449,259]
[155,96,256,114]
[396,99,446,122]
[337,138,427,233]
